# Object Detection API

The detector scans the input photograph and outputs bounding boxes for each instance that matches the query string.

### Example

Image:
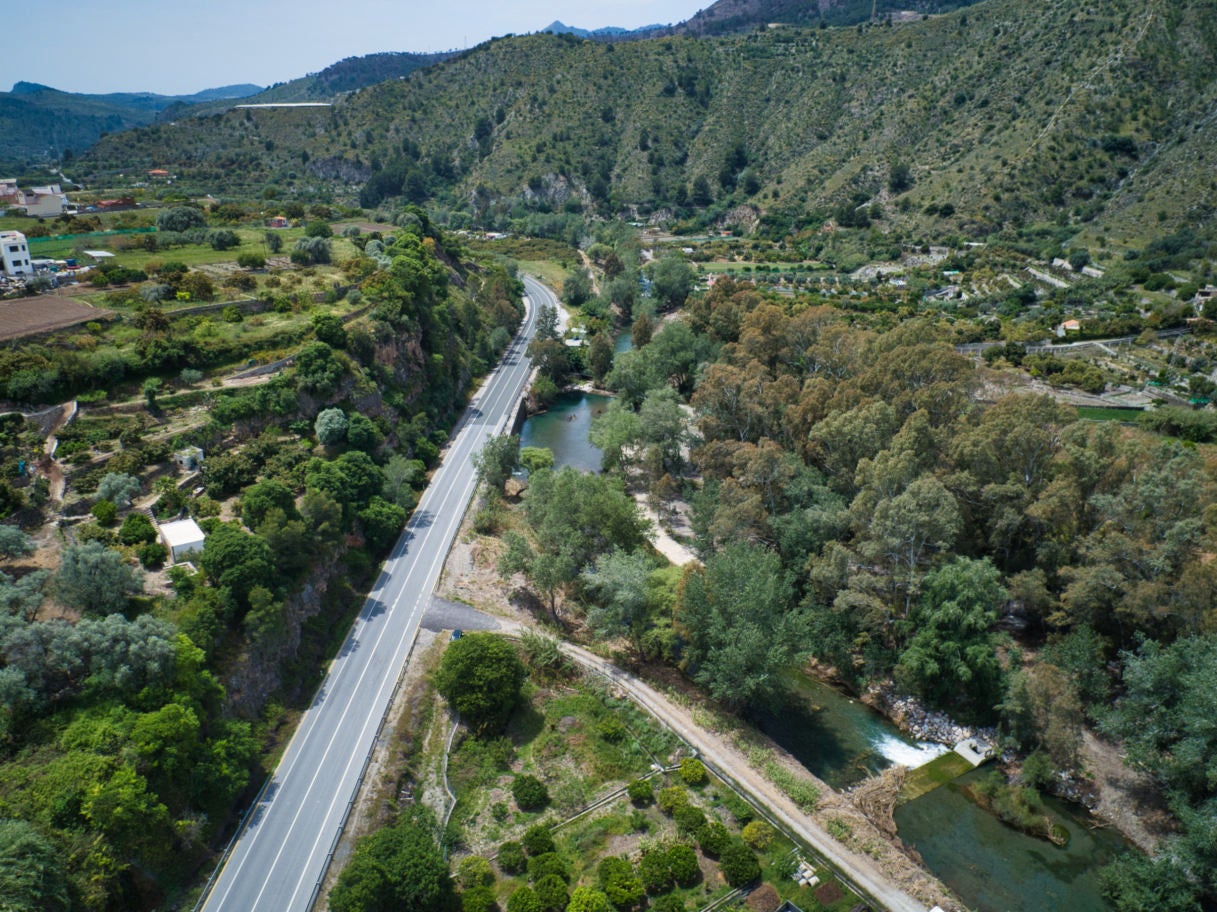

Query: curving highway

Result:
[200,275,552,912]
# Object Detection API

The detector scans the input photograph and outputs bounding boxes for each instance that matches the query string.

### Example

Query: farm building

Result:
[159,518,206,562]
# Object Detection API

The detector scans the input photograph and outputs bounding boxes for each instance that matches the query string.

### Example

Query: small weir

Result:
[748,671,948,791]
[898,741,989,804]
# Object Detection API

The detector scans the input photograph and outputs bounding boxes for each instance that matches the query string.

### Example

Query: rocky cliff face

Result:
[223,543,347,716]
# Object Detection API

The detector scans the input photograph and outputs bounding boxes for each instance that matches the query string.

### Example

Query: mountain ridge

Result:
[0,51,454,164]
[79,0,1216,250]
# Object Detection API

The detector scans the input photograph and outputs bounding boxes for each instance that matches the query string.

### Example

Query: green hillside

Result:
[0,82,262,163]
[669,0,983,35]
[80,0,1217,247]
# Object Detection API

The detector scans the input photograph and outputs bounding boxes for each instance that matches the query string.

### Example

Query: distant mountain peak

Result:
[539,19,667,40]
[11,81,54,94]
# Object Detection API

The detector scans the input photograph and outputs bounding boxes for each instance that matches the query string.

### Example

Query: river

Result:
[518,390,612,474]
[518,346,1124,912]
[749,670,947,791]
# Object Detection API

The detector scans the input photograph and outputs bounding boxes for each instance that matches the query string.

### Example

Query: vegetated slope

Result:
[158,50,458,120]
[548,0,984,40]
[82,0,1217,244]
[0,220,526,911]
[0,81,262,162]
[670,0,983,35]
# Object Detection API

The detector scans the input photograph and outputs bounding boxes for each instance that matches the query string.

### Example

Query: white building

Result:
[0,180,69,218]
[20,185,69,218]
[159,518,206,563]
[0,230,32,276]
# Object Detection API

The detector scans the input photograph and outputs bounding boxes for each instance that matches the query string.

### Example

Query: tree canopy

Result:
[54,542,143,616]
[676,541,804,709]
[330,808,455,912]
[433,633,527,736]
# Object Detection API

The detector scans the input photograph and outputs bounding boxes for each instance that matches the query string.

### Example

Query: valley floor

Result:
[333,512,964,911]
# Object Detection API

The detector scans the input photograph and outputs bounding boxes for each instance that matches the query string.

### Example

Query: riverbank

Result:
[864,670,1170,856]
[435,519,964,911]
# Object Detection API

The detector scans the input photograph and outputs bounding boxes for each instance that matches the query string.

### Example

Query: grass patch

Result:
[899,751,974,803]
[449,673,679,840]
[1075,405,1144,421]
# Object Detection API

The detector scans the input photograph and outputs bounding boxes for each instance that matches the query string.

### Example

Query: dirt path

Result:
[1079,730,1174,853]
[40,400,76,502]
[431,532,958,911]
[633,492,699,567]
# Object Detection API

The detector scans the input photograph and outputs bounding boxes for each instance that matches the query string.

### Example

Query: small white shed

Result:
[159,518,206,562]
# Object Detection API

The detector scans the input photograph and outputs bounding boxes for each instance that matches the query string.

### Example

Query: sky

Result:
[5,0,708,96]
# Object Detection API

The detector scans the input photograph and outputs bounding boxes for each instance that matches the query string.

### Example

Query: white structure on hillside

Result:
[0,230,32,276]
[159,517,206,562]
[22,185,69,217]
[0,180,69,217]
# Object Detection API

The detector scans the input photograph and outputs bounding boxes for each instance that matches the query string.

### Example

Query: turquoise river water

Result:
[517,364,1128,912]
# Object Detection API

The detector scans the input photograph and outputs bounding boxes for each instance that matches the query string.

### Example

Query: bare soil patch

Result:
[0,296,114,340]
[1080,729,1175,853]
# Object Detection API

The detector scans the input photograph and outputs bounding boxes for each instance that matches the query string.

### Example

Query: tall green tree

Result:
[587,333,614,384]
[1101,634,1217,804]
[676,542,805,709]
[895,556,1006,720]
[433,633,526,736]
[198,523,274,607]
[330,808,455,912]
[582,549,654,656]
[562,270,593,309]
[474,435,520,490]
[54,542,143,616]
[648,256,696,310]
[589,401,642,475]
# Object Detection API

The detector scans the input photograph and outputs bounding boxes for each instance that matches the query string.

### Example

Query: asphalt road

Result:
[200,275,550,912]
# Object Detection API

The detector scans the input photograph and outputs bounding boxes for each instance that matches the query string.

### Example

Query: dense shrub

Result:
[651,895,685,912]
[91,500,118,527]
[208,229,240,251]
[679,757,707,786]
[118,512,157,545]
[597,856,644,911]
[521,824,555,857]
[667,845,700,887]
[696,820,730,857]
[528,852,569,884]
[497,841,526,874]
[461,886,497,912]
[627,778,654,806]
[674,803,707,835]
[533,874,568,912]
[740,820,775,850]
[507,887,541,912]
[657,785,689,814]
[597,715,627,743]
[719,840,760,887]
[136,541,168,568]
[458,855,495,889]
